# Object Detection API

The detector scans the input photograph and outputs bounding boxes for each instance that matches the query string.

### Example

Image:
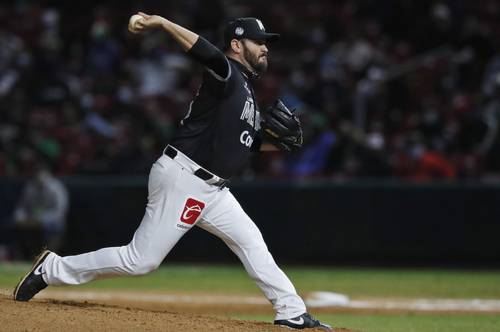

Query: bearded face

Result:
[242,39,268,74]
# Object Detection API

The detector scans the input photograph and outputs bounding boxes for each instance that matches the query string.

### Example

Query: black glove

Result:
[260,99,303,152]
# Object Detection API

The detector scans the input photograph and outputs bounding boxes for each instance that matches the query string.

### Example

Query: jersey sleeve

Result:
[187,37,231,82]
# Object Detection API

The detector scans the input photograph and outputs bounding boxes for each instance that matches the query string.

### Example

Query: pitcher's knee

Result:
[119,243,162,276]
[130,259,160,275]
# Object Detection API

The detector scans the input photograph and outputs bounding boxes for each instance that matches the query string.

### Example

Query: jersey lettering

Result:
[240,97,255,127]
[240,130,254,147]
[243,81,252,94]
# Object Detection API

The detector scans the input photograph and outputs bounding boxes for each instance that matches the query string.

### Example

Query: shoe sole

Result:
[276,323,334,331]
[13,249,51,301]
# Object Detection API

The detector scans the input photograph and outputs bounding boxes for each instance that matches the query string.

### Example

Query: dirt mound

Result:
[0,293,353,332]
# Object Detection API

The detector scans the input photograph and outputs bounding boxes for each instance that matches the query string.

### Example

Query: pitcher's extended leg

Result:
[42,157,188,285]
[197,190,306,320]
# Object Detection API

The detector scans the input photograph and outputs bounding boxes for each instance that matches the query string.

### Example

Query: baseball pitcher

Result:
[13,12,331,330]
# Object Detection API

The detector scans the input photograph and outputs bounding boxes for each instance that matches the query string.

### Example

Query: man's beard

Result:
[243,47,268,74]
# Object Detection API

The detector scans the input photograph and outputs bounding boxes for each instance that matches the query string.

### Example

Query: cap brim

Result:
[246,32,280,42]
[263,33,280,42]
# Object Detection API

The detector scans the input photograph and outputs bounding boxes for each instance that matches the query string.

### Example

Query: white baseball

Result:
[129,14,144,32]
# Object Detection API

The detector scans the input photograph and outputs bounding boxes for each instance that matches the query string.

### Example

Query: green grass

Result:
[285,267,500,299]
[2,264,500,299]
[2,264,500,332]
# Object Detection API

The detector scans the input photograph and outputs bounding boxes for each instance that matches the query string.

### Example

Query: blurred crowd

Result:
[2,0,500,181]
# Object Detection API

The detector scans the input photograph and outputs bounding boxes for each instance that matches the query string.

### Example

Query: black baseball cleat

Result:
[13,250,51,301]
[274,312,332,330]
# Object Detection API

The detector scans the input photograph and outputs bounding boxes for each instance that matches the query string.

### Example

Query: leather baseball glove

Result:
[260,99,303,152]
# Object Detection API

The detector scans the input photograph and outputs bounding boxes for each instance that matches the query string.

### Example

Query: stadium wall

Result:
[1,178,499,266]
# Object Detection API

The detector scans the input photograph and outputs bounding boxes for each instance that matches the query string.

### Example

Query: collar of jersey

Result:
[228,58,259,80]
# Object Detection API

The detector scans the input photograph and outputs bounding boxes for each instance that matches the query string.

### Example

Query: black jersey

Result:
[170,57,261,179]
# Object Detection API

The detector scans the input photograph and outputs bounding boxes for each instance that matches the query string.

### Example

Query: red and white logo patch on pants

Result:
[180,198,205,225]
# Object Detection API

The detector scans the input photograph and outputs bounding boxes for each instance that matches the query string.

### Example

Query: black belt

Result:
[164,146,230,189]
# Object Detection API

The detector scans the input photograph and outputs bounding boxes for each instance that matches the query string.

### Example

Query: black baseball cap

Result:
[224,17,280,45]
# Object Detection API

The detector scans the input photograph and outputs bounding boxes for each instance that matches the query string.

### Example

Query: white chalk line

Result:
[347,299,500,312]
[14,290,500,313]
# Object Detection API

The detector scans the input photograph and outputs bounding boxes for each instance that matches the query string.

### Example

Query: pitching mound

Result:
[0,292,354,332]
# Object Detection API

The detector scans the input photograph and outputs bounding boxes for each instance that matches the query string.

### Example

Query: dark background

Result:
[2,0,500,180]
[2,1,500,265]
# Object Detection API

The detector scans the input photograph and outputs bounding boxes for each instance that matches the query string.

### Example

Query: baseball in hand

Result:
[129,14,144,33]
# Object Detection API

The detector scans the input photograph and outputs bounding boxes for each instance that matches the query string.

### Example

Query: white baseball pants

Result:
[41,147,306,320]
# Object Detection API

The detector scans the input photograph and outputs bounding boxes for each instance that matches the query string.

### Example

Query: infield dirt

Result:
[0,292,354,332]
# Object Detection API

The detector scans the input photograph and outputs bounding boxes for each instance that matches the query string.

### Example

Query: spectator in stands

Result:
[11,163,69,259]
[0,1,499,180]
